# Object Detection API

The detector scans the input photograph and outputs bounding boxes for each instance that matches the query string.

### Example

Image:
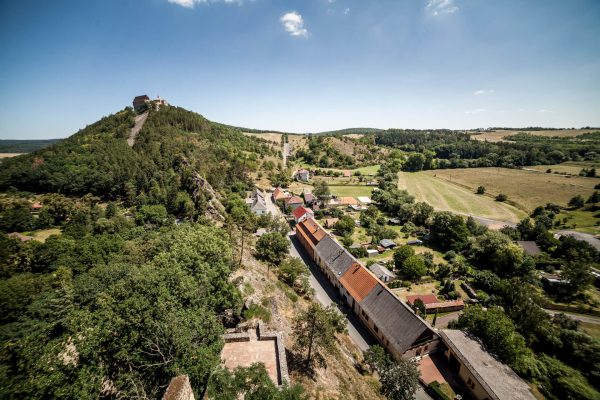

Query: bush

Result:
[476,186,486,195]
[496,193,508,202]
[243,304,272,323]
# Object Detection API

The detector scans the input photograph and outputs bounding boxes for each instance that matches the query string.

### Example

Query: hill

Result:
[0,139,62,154]
[0,106,275,212]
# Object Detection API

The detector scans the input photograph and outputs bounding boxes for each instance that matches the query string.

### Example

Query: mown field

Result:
[471,129,598,143]
[526,161,600,176]
[398,171,526,223]
[423,168,597,211]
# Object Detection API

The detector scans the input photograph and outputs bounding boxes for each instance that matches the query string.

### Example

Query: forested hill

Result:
[0,106,275,212]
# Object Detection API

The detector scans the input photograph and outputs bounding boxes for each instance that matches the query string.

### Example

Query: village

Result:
[211,167,539,400]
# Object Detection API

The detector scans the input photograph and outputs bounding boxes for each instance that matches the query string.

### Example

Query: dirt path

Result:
[127,111,148,147]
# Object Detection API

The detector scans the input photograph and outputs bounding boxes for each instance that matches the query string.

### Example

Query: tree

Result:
[136,204,168,226]
[412,298,426,316]
[411,202,433,226]
[293,303,347,368]
[393,245,415,270]
[363,345,419,400]
[586,191,600,204]
[430,212,470,251]
[312,180,331,202]
[496,193,508,202]
[568,195,585,209]
[403,153,426,172]
[255,232,289,265]
[207,363,306,400]
[476,185,486,194]
[334,215,355,237]
[279,257,310,294]
[401,255,427,280]
[561,262,593,297]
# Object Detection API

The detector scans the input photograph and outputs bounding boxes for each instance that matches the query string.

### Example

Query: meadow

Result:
[398,171,526,223]
[421,168,597,211]
[526,161,600,176]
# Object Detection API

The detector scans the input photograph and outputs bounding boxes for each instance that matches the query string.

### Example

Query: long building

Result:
[295,217,439,360]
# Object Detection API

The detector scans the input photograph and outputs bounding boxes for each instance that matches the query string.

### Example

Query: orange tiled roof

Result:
[297,218,327,246]
[286,196,303,205]
[340,264,379,302]
[339,197,359,206]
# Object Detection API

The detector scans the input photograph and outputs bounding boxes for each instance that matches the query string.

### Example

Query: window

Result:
[374,325,379,333]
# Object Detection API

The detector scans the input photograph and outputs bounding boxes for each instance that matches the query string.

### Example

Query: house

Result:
[424,300,464,313]
[406,294,439,307]
[133,95,150,112]
[250,197,268,215]
[339,197,359,206]
[292,206,313,223]
[295,169,310,182]
[343,170,352,178]
[517,241,542,256]
[369,263,397,282]
[379,239,397,249]
[357,196,372,205]
[296,218,328,259]
[285,196,304,211]
[272,187,289,202]
[304,192,316,206]
[324,218,339,229]
[439,330,536,400]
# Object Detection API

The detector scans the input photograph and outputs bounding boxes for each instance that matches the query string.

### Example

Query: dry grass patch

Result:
[423,168,596,211]
[471,129,598,143]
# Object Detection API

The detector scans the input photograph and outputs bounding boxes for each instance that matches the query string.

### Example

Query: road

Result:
[287,233,377,351]
[127,111,148,147]
[555,230,600,251]
[544,309,600,325]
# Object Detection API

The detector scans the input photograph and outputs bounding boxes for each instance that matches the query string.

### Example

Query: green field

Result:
[398,172,526,223]
[526,161,600,176]
[327,184,375,197]
[295,162,380,176]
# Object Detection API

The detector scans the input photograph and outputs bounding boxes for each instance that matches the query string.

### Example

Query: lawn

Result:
[555,209,600,235]
[328,185,375,197]
[420,167,596,212]
[295,162,380,176]
[399,171,525,224]
[25,228,61,243]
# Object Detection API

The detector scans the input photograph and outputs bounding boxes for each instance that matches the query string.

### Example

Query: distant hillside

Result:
[0,139,61,153]
[0,106,275,201]
[314,127,383,136]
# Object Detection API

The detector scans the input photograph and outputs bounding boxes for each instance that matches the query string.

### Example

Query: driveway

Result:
[265,191,283,218]
[287,233,377,352]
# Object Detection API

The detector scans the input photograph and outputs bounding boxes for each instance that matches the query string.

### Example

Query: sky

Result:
[1,0,599,139]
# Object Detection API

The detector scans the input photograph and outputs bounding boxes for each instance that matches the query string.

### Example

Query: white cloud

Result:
[474,89,494,96]
[280,11,308,37]
[465,108,488,114]
[167,0,244,8]
[426,0,458,16]
[343,7,350,15]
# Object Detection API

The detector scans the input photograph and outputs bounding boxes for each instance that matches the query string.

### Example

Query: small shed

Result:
[379,239,397,249]
[369,263,397,282]
[366,249,379,258]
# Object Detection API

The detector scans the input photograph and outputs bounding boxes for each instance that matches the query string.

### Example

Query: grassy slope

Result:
[398,171,526,223]
[421,168,596,211]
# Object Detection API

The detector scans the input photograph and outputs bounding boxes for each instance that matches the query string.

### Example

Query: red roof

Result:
[304,193,316,202]
[286,196,303,205]
[406,294,438,305]
[292,206,311,220]
[296,217,327,247]
[340,264,379,302]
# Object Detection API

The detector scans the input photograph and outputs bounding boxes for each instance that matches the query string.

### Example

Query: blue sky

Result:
[1,0,599,139]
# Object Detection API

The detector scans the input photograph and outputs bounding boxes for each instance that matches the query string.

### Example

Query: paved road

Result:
[287,233,377,352]
[555,230,600,251]
[264,190,282,217]
[544,309,600,325]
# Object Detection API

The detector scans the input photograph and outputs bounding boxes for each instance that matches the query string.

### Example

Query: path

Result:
[127,111,149,147]
[283,142,290,168]
[555,230,600,251]
[287,233,377,352]
[543,309,600,325]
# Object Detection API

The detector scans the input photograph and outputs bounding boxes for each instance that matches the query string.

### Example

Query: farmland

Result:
[398,171,526,223]
[526,161,600,176]
[471,128,598,143]
[422,168,597,211]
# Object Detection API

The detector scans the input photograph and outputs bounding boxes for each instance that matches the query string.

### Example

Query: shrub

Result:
[476,185,486,195]
[496,193,508,202]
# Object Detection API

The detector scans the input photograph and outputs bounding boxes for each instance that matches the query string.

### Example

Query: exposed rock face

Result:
[162,375,195,400]
[180,157,226,223]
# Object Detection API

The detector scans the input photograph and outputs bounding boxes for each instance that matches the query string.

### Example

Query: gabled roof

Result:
[360,284,435,354]
[296,218,327,247]
[369,263,397,280]
[292,206,312,220]
[253,188,265,199]
[379,239,396,248]
[339,197,359,206]
[340,264,379,302]
[251,197,267,211]
[440,330,536,400]
[314,235,356,277]
[273,187,289,201]
[285,196,303,205]
[406,294,438,305]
